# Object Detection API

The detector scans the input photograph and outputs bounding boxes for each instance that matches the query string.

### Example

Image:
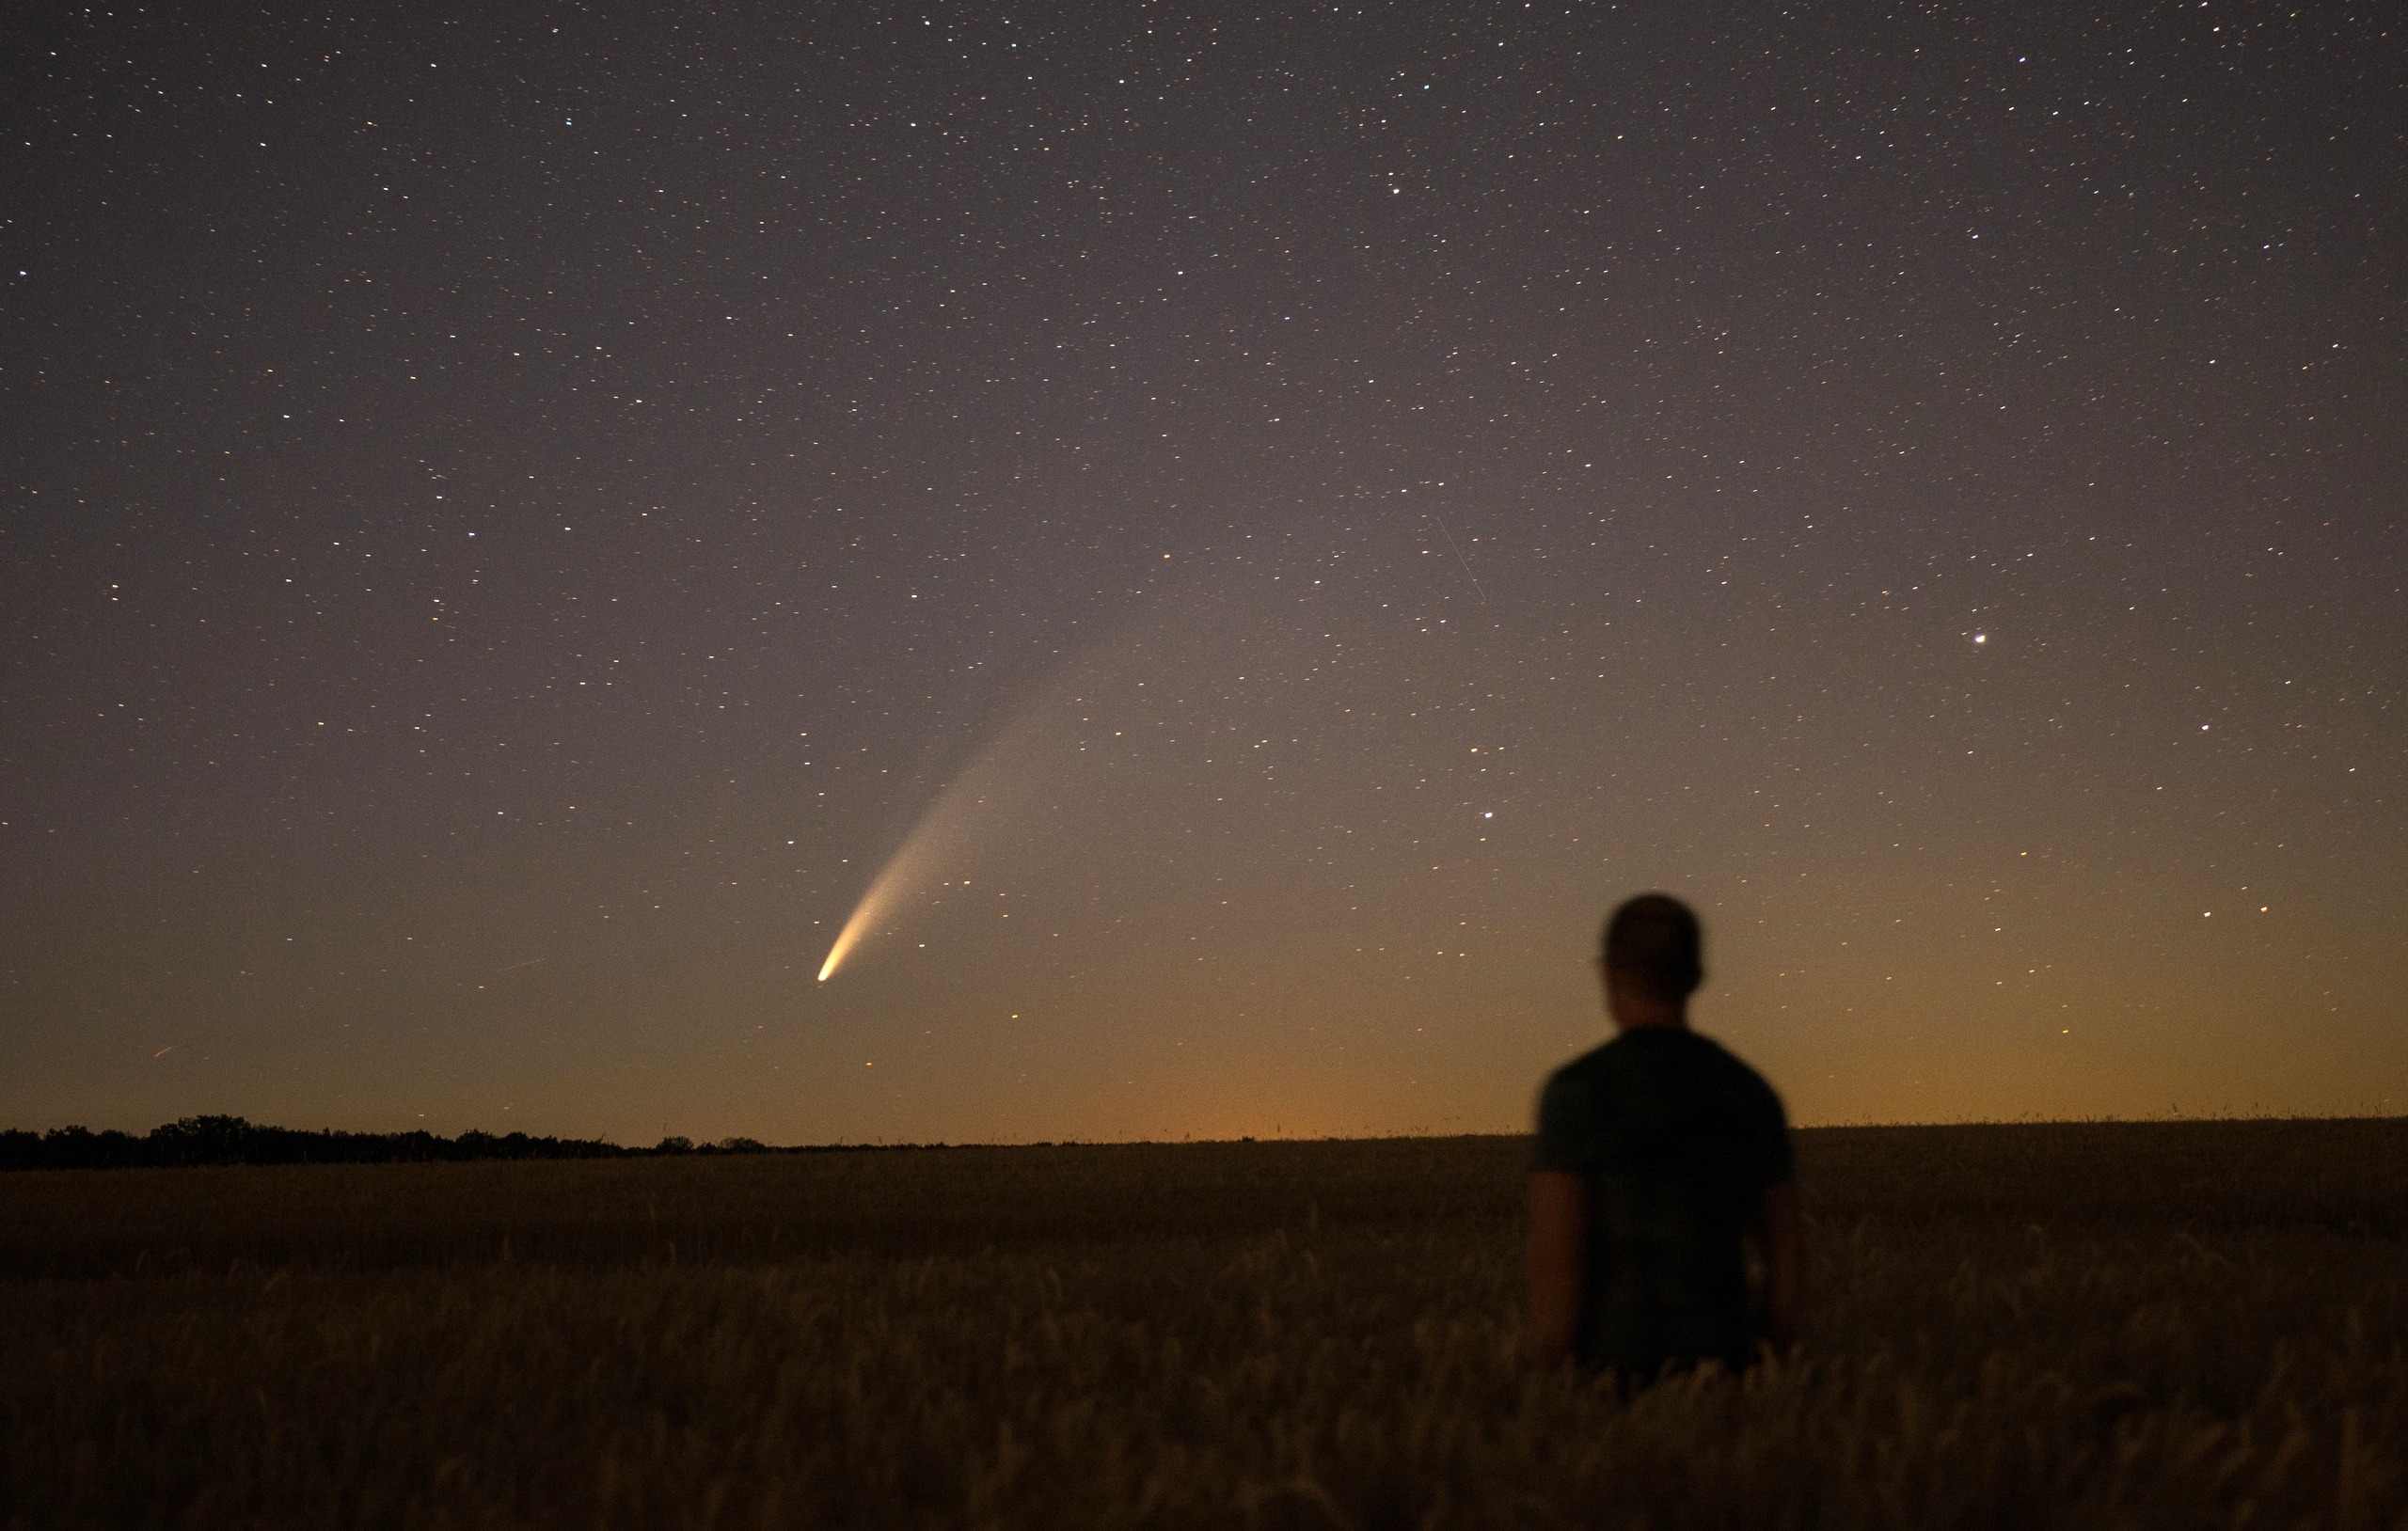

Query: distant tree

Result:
[149,1115,256,1165]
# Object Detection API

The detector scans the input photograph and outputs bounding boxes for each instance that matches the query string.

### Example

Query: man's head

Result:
[1598,893,1703,1027]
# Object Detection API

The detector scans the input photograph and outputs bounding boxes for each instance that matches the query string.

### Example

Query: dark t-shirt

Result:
[1533,1027,1794,1372]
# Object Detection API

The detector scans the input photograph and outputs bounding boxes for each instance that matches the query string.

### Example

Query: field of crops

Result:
[5,1119,2406,1528]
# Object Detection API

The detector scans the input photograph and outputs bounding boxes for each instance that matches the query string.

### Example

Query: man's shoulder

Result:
[1679,1030,1783,1108]
[1544,1037,1623,1089]
[1537,1041,1610,1120]
[1687,1029,1775,1083]
[1679,1034,1791,1160]
[1534,1040,1623,1156]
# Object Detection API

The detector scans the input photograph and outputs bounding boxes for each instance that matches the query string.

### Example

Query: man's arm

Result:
[1751,1179,1805,1355]
[1524,1170,1586,1366]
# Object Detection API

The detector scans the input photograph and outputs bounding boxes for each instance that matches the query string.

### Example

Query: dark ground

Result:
[5,1120,2404,1527]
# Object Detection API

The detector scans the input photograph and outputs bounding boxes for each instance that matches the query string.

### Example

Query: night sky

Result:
[5,2,2402,1145]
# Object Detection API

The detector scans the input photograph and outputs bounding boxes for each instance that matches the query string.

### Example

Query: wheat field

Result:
[4,1120,2405,1528]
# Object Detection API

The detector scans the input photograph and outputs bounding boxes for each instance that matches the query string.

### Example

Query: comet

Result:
[816,844,921,982]
[812,609,1184,983]
[815,722,1033,983]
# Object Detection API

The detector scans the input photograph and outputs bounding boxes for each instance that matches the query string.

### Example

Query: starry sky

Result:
[4,1,2402,1144]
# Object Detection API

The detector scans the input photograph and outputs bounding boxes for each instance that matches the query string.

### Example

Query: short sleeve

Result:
[1533,1065,1597,1175]
[1753,1077,1796,1187]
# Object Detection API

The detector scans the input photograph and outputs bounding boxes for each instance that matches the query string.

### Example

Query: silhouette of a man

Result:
[1525,893,1803,1379]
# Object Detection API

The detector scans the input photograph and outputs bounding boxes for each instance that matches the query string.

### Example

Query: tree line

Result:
[0,1115,782,1171]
